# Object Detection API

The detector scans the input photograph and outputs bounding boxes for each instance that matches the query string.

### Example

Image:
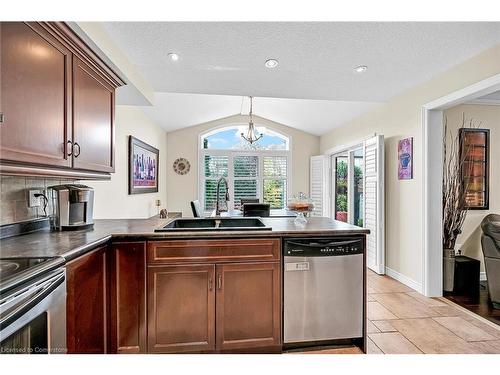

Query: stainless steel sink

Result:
[155,217,271,232]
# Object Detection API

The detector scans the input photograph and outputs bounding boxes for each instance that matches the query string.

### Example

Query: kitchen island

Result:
[0,216,368,354]
[0,216,368,260]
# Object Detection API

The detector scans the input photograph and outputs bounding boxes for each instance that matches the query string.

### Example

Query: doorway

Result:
[328,135,385,274]
[422,73,500,297]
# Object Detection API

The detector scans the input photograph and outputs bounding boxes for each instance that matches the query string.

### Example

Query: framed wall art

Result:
[459,128,489,210]
[129,136,159,194]
[398,137,413,180]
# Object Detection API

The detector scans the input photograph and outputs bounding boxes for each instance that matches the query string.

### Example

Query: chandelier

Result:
[241,96,263,144]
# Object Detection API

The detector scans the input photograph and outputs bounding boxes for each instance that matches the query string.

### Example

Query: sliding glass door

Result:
[334,154,349,222]
[327,135,385,274]
[353,149,364,227]
[332,148,364,227]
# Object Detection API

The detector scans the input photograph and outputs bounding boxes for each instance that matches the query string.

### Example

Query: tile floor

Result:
[308,270,500,354]
[366,270,500,354]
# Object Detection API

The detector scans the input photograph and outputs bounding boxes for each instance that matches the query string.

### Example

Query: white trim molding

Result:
[422,73,500,297]
[466,98,500,106]
[385,266,423,294]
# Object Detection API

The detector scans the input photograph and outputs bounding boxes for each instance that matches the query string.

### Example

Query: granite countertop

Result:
[0,216,369,261]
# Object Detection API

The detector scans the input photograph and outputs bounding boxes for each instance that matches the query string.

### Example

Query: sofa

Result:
[481,214,500,309]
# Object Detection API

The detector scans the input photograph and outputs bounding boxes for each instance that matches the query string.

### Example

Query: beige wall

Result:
[320,44,500,287]
[166,114,320,217]
[443,104,500,274]
[86,106,168,219]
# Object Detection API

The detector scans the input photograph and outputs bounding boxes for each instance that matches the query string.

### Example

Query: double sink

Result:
[155,217,271,232]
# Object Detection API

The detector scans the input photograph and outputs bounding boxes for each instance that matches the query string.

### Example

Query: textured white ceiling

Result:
[103,22,500,101]
[141,93,381,135]
[100,22,500,134]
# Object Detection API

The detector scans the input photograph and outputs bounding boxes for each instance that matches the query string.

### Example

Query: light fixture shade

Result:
[241,96,263,144]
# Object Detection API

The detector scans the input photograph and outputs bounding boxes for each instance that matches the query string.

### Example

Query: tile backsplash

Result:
[0,176,75,225]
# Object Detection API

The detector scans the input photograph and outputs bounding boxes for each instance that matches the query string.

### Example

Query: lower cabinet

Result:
[66,246,108,353]
[147,259,281,353]
[147,264,216,353]
[66,238,282,354]
[216,262,281,351]
[109,242,147,354]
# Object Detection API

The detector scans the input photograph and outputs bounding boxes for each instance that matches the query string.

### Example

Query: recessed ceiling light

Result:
[265,59,279,69]
[167,53,179,61]
[354,65,368,73]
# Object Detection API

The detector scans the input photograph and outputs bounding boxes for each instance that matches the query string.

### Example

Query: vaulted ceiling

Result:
[141,94,381,135]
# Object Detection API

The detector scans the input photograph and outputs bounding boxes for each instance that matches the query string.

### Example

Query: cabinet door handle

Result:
[208,276,213,291]
[73,142,81,158]
[66,140,73,156]
[217,274,222,290]
[0,113,4,123]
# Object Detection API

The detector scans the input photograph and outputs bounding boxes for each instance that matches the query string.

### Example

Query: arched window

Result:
[199,125,291,213]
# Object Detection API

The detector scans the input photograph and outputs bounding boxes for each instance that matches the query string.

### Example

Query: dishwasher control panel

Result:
[284,237,364,257]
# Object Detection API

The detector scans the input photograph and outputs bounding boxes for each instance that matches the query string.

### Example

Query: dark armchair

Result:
[481,214,500,309]
[190,200,203,218]
[243,203,270,217]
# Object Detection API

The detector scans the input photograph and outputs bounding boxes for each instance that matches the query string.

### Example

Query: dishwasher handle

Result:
[286,239,362,248]
[285,238,364,256]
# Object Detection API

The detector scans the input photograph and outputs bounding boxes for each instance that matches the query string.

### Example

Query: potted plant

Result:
[442,116,474,291]
[336,194,348,221]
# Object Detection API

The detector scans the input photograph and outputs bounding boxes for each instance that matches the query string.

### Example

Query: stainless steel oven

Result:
[0,262,66,354]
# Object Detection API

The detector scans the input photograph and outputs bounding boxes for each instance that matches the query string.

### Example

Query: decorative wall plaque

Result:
[173,158,191,175]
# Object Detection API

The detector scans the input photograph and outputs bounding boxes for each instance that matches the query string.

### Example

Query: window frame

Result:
[198,125,292,213]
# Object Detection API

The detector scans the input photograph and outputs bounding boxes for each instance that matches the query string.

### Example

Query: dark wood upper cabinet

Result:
[0,22,72,167]
[66,246,108,354]
[72,56,115,173]
[216,262,281,351]
[147,264,216,353]
[0,22,124,177]
[109,242,147,354]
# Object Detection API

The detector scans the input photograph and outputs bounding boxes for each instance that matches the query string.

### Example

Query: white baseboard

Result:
[385,266,423,294]
[480,272,487,282]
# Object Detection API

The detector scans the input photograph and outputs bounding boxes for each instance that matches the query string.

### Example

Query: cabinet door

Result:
[109,242,146,354]
[216,262,281,351]
[0,22,72,167]
[66,246,107,353]
[72,56,115,172]
[147,264,215,353]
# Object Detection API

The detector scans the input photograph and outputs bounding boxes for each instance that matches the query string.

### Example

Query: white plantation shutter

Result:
[203,155,229,211]
[263,156,288,209]
[201,153,289,212]
[310,155,329,217]
[233,155,259,209]
[364,135,385,274]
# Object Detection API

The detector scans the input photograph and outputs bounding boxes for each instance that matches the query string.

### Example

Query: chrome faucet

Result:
[215,177,230,217]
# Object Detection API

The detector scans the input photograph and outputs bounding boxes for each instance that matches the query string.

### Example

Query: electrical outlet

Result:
[28,189,43,208]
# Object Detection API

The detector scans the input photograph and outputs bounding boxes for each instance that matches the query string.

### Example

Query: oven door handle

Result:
[0,272,65,330]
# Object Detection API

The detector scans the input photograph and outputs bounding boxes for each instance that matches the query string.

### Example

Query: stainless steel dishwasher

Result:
[283,237,364,346]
